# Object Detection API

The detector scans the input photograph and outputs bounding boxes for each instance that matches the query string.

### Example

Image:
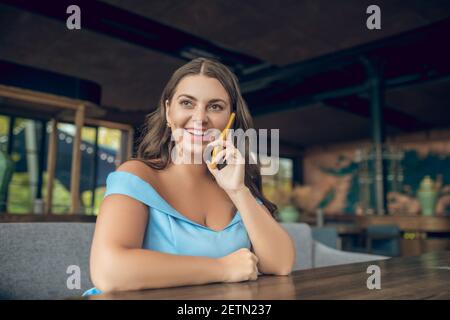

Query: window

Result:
[45,123,123,215]
[261,157,294,208]
[0,115,12,212]
[7,118,46,213]
[81,126,122,215]
[0,115,9,153]
[0,112,127,215]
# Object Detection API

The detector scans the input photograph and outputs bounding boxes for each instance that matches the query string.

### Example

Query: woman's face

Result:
[166,74,232,158]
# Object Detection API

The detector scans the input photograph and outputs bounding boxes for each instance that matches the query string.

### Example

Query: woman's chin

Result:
[181,143,209,161]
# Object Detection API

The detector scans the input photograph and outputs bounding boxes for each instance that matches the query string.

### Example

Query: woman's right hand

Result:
[218,248,259,283]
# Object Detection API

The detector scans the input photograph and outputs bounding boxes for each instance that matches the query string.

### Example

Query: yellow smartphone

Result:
[209,112,236,169]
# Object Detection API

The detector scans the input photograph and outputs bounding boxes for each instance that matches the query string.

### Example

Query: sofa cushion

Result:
[280,223,313,270]
[313,241,388,268]
[0,222,94,299]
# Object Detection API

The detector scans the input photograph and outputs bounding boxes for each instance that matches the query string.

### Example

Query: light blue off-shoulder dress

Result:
[82,171,262,296]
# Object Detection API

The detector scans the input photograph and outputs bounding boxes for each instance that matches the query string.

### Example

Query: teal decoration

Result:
[403,151,450,195]
[278,205,300,223]
[316,149,450,215]
[318,189,335,210]
[417,175,438,216]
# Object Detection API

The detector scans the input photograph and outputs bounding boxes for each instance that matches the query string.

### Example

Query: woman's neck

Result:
[167,161,213,186]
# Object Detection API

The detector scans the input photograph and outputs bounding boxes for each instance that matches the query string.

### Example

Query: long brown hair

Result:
[133,57,278,218]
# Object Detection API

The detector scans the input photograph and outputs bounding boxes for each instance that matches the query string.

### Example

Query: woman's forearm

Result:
[92,247,224,293]
[228,187,296,275]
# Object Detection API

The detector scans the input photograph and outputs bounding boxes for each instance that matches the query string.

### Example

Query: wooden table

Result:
[356,215,450,233]
[86,251,450,300]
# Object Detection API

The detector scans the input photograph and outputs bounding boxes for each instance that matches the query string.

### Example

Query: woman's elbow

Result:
[275,269,292,276]
[261,259,295,276]
[92,277,115,293]
[272,263,294,276]
[90,250,128,293]
[91,264,123,293]
[274,247,296,276]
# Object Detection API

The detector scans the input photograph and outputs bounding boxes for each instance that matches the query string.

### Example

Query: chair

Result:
[0,222,387,299]
[0,223,94,299]
[312,227,338,249]
[366,224,401,257]
[280,223,388,270]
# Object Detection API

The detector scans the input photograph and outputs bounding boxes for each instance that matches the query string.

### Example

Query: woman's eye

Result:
[209,104,224,111]
[180,100,192,107]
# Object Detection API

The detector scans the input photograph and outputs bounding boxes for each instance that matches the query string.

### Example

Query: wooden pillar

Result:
[292,155,303,186]
[89,127,99,215]
[45,119,58,214]
[127,128,134,160]
[363,57,387,215]
[369,66,387,215]
[70,104,85,214]
[117,128,134,167]
[36,119,47,200]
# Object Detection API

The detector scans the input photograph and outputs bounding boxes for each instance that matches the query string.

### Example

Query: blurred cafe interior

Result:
[1,1,450,268]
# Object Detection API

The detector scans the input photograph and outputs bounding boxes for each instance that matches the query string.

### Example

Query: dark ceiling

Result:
[1,0,450,151]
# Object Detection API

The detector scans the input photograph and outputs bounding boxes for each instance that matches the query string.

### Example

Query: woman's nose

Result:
[192,107,207,123]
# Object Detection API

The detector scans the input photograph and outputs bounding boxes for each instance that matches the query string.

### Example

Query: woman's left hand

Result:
[206,134,246,194]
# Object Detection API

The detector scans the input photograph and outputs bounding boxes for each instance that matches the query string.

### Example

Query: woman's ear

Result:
[165,99,171,125]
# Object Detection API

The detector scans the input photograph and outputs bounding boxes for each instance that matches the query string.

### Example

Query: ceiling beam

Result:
[241,17,450,93]
[323,96,432,132]
[0,0,270,75]
[247,60,450,122]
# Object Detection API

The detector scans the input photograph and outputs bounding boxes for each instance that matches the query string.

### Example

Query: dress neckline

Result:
[112,171,240,233]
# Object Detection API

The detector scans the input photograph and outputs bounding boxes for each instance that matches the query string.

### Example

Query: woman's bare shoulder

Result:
[116,159,160,185]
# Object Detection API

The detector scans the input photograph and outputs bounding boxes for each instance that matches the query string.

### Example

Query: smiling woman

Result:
[135,57,277,213]
[84,58,295,296]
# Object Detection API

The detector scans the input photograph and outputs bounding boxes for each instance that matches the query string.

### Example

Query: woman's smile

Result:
[184,127,217,143]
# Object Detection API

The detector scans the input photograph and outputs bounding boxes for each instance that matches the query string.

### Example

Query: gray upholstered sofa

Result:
[0,222,387,299]
[0,223,95,300]
[280,223,388,270]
